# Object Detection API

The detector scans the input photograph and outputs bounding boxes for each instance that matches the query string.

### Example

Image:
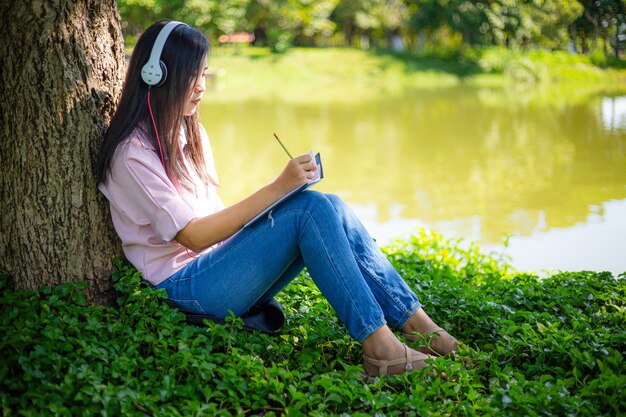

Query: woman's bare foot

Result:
[401,308,460,356]
[361,325,440,377]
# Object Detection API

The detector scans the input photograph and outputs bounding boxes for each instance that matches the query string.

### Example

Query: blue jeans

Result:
[156,191,421,342]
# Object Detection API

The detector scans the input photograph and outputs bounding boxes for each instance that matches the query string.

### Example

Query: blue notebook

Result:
[243,151,323,228]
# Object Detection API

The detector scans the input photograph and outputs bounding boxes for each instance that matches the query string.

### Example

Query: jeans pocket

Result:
[168,298,206,315]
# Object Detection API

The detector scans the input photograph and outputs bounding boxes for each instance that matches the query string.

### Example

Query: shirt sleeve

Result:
[108,142,197,242]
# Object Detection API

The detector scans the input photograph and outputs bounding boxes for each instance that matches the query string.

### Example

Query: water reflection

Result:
[602,96,626,132]
[201,85,626,275]
[485,198,626,275]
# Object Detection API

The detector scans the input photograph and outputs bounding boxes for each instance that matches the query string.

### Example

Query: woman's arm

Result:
[175,153,318,252]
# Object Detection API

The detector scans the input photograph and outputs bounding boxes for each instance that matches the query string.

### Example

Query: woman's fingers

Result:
[275,153,318,193]
[293,153,312,163]
[293,154,317,172]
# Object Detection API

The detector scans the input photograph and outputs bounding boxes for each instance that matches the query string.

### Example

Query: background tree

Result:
[606,0,626,58]
[114,0,625,59]
[522,0,583,50]
[0,0,125,303]
[408,0,492,47]
[118,0,185,40]
[365,0,409,49]
[571,0,625,57]
[290,0,339,46]
[212,0,251,37]
[331,0,388,47]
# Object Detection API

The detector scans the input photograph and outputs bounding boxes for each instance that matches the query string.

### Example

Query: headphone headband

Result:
[141,21,187,86]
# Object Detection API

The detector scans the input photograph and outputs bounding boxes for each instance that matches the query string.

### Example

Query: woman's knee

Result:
[295,190,337,218]
[299,190,330,206]
[323,193,345,209]
[323,193,352,219]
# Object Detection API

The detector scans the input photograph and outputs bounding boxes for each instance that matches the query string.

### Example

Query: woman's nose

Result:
[195,82,205,93]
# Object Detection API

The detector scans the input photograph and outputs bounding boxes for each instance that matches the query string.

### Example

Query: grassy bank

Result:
[204,46,626,103]
[2,231,624,416]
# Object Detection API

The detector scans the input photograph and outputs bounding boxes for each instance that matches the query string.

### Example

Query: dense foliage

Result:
[1,231,624,416]
[117,0,625,59]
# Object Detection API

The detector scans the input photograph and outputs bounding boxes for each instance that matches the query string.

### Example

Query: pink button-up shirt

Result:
[99,125,224,285]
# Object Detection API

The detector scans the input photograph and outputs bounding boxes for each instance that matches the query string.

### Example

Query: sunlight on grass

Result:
[204,47,626,104]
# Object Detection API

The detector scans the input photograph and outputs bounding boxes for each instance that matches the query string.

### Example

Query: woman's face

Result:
[183,63,207,116]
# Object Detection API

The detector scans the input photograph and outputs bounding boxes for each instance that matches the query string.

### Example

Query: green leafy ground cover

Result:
[204,47,626,103]
[1,230,624,416]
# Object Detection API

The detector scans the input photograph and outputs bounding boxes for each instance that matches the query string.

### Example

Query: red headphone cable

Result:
[147,89,166,169]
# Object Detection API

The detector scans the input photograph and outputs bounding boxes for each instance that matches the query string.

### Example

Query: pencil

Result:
[273,132,293,159]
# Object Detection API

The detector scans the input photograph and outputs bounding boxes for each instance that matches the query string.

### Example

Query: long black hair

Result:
[97,20,212,190]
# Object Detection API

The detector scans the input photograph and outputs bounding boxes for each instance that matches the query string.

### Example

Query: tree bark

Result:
[0,0,125,304]
[615,18,621,59]
[344,17,353,46]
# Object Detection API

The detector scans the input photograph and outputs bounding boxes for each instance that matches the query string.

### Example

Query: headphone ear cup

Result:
[154,60,168,87]
[142,21,184,87]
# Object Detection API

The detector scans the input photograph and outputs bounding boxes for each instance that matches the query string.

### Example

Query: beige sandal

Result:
[362,345,437,376]
[403,327,459,357]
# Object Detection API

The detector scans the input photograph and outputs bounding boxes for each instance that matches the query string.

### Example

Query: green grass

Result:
[2,230,625,416]
[204,46,626,103]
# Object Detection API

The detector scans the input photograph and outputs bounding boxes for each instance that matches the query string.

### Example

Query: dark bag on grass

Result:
[165,298,285,334]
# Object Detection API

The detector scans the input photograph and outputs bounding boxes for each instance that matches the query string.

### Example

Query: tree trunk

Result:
[0,0,125,304]
[616,19,621,59]
[344,17,353,46]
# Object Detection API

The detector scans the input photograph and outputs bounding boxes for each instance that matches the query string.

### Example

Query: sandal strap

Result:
[404,344,412,371]
[363,346,432,376]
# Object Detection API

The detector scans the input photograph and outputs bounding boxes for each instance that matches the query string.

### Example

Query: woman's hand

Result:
[272,153,318,195]
[176,153,318,252]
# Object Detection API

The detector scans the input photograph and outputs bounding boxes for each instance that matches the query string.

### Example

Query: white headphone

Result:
[141,21,187,87]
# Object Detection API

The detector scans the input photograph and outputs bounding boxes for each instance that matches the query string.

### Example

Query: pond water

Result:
[201,84,626,276]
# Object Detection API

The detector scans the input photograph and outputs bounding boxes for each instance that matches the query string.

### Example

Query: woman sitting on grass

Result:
[96,20,459,377]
